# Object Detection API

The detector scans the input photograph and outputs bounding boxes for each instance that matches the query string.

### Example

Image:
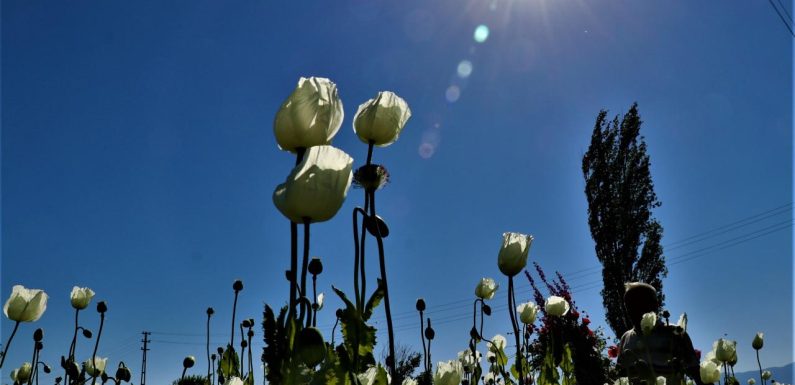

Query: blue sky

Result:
[2,1,792,384]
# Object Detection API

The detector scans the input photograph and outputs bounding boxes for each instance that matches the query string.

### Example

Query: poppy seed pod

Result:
[241,319,251,328]
[233,280,244,292]
[183,356,195,368]
[415,298,426,312]
[308,258,323,276]
[353,164,390,191]
[96,301,107,314]
[207,307,214,316]
[424,320,435,341]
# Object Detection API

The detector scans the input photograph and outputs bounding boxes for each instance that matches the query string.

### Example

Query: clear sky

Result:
[2,1,792,384]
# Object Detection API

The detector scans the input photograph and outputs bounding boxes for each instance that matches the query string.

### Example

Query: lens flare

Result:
[445,85,461,102]
[474,25,490,43]
[457,60,473,78]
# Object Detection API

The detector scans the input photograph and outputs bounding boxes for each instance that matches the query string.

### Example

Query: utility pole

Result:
[140,332,151,385]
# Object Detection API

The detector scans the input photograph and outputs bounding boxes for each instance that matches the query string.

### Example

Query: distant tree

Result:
[381,343,421,384]
[581,103,668,338]
[172,375,209,385]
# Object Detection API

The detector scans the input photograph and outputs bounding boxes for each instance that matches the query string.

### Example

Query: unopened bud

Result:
[115,366,131,382]
[415,298,426,312]
[424,320,435,341]
[33,328,43,342]
[296,328,326,367]
[96,301,108,313]
[482,304,492,316]
[308,258,323,276]
[232,280,244,292]
[752,332,764,350]
[207,307,215,316]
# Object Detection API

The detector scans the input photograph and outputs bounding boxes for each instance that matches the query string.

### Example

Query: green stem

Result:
[507,277,525,385]
[0,321,20,369]
[299,219,311,324]
[370,190,396,383]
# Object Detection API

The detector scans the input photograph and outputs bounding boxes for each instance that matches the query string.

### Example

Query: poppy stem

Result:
[0,321,20,369]
[508,277,525,385]
[299,219,311,324]
[91,312,105,382]
[370,190,396,383]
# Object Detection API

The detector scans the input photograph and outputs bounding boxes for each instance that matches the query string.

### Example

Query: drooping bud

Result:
[296,328,326,367]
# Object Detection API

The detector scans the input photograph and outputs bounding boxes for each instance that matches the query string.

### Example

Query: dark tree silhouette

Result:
[581,103,668,338]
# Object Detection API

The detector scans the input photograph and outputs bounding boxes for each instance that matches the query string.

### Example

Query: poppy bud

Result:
[752,333,764,350]
[233,280,244,292]
[424,320,435,341]
[33,328,43,342]
[96,301,108,313]
[82,329,93,338]
[308,258,323,276]
[415,298,426,312]
[207,307,214,316]
[115,366,131,382]
[296,328,326,367]
[482,304,492,316]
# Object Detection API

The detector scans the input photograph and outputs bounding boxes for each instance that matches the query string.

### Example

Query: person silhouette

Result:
[617,282,705,385]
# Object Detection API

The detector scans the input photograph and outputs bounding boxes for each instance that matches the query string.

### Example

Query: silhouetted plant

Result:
[582,102,668,338]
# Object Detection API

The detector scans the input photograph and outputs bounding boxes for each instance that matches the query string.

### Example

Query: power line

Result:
[319,202,794,328]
